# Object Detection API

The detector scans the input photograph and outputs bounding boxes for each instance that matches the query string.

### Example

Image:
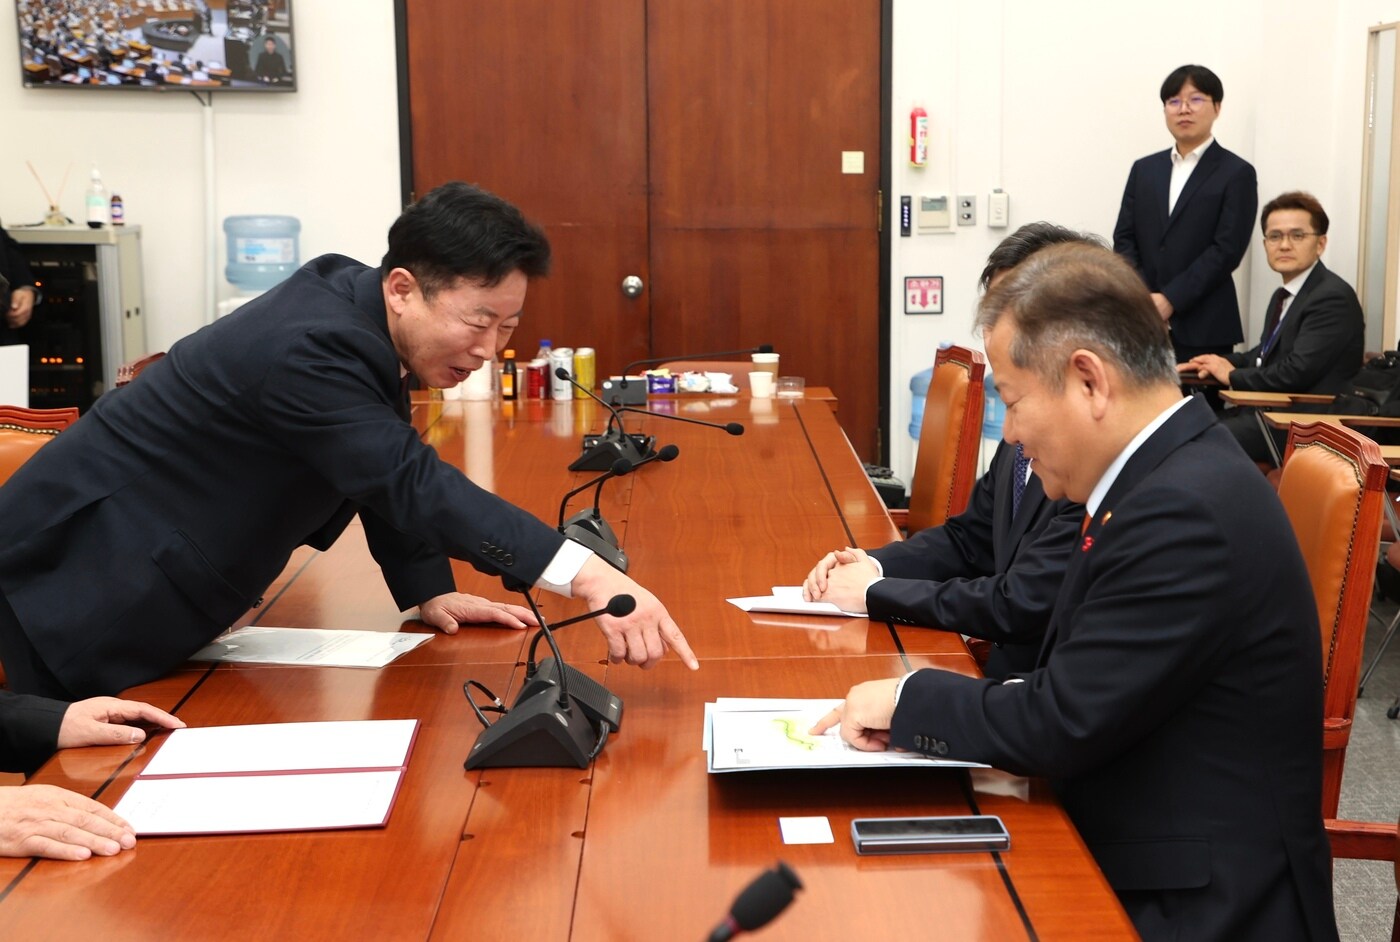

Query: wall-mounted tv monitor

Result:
[15,0,295,91]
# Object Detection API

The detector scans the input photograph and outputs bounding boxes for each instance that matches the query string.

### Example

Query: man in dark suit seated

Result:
[800,222,1090,679]
[0,182,697,701]
[1,689,183,860]
[254,36,287,83]
[814,243,1337,942]
[1178,191,1365,462]
[1114,64,1257,364]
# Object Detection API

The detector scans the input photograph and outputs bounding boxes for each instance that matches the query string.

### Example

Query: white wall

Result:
[5,0,1399,478]
[888,0,1400,483]
[0,1,402,353]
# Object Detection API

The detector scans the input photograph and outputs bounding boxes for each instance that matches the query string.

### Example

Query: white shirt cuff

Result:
[893,670,917,706]
[534,540,593,598]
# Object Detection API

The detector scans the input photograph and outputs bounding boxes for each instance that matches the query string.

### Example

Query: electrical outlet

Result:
[988,189,1010,228]
[957,195,976,226]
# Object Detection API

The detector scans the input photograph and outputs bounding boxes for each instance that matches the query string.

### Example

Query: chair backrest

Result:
[906,345,986,533]
[115,351,166,387]
[0,405,80,485]
[1276,421,1387,818]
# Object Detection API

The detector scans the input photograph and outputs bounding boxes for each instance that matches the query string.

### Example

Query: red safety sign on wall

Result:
[904,276,943,315]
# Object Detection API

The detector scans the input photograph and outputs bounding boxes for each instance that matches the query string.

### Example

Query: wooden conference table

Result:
[0,392,1134,940]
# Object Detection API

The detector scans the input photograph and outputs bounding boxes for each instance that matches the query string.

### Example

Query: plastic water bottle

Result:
[224,215,301,291]
[86,168,110,228]
[535,338,553,362]
[908,366,933,440]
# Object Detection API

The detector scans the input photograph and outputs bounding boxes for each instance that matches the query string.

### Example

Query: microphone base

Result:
[562,509,618,545]
[601,378,649,406]
[561,524,629,573]
[570,431,655,471]
[519,657,624,732]
[464,685,603,770]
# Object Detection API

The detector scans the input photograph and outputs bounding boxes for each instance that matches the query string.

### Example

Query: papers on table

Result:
[190,626,431,668]
[726,585,866,619]
[703,698,986,773]
[114,719,418,836]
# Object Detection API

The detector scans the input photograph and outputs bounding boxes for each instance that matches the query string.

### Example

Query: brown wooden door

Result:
[403,0,882,459]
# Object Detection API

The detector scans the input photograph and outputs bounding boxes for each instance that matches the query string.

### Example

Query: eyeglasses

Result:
[1165,94,1211,111]
[1263,230,1319,245]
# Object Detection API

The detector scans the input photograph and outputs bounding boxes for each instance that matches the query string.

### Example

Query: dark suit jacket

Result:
[0,255,566,697]
[0,690,66,774]
[890,398,1335,942]
[1113,142,1258,349]
[1225,261,1364,395]
[0,229,39,346]
[867,441,1083,679]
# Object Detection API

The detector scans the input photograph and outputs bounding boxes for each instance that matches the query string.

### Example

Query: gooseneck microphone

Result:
[558,457,633,536]
[616,406,745,437]
[606,344,775,405]
[706,861,803,942]
[463,581,613,769]
[556,367,657,471]
[564,443,682,544]
[517,593,633,732]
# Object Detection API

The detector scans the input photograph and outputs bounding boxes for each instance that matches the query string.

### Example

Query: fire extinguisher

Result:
[910,106,928,167]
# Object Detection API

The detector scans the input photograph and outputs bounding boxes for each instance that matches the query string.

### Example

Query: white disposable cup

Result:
[749,370,775,398]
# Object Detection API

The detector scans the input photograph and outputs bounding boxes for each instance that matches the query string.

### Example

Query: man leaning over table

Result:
[1178,190,1364,462]
[0,689,183,860]
[814,244,1336,942]
[801,222,1090,679]
[0,182,697,701]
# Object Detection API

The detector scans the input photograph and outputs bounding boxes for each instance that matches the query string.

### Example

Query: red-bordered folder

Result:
[113,719,419,836]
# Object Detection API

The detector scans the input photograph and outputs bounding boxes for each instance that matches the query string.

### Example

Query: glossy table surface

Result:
[0,392,1135,940]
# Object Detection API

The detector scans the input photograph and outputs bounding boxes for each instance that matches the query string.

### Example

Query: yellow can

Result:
[573,347,596,399]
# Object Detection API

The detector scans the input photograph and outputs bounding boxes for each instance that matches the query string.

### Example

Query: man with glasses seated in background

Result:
[1178,192,1364,462]
[1114,64,1257,366]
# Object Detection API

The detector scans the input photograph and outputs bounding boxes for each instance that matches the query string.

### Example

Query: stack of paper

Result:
[113,719,418,835]
[726,586,866,618]
[190,626,431,668]
[703,698,986,773]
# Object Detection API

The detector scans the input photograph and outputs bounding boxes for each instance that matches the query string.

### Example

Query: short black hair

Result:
[1159,64,1223,104]
[381,182,551,298]
[1260,191,1329,236]
[979,222,1104,290]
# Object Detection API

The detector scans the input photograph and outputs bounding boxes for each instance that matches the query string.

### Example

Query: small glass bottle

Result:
[500,349,518,401]
[110,193,125,226]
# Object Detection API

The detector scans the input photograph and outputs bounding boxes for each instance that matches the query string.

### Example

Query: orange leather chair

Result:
[1325,813,1398,941]
[1276,421,1387,818]
[889,345,985,535]
[115,351,166,387]
[0,405,80,486]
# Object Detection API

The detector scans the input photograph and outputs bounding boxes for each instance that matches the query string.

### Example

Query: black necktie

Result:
[1259,287,1289,359]
[1011,443,1030,517]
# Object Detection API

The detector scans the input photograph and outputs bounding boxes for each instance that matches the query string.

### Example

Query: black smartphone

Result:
[850,815,1011,855]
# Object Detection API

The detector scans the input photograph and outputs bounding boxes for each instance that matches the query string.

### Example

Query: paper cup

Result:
[751,352,780,377]
[749,370,775,398]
